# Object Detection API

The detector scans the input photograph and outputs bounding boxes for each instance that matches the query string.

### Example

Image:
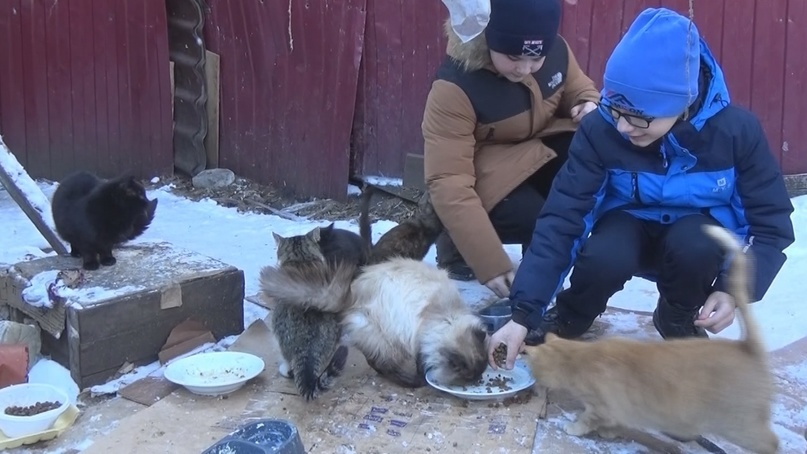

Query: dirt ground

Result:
[145,173,422,224]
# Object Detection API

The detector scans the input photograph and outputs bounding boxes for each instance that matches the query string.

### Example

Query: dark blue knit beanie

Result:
[485,0,562,57]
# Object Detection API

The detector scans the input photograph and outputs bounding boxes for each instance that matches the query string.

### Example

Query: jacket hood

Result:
[444,18,492,72]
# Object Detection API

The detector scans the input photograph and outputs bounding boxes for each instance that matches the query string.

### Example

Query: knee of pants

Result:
[573,242,641,285]
[662,216,723,273]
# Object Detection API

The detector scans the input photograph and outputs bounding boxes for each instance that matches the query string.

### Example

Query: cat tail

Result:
[292,351,326,401]
[259,262,355,313]
[702,225,765,357]
[358,184,374,250]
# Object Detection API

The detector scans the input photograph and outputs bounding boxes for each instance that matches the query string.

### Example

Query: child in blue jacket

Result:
[489,7,795,369]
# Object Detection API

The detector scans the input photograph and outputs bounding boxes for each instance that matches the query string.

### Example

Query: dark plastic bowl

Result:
[202,419,305,454]
[477,298,513,334]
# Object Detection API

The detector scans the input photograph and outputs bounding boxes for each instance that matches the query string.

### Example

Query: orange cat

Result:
[525,225,778,454]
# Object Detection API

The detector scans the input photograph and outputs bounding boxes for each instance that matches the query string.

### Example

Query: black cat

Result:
[51,170,158,270]
[318,222,369,268]
[359,186,443,265]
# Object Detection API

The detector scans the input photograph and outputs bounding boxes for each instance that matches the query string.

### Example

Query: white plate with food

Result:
[163,351,265,396]
[426,357,535,401]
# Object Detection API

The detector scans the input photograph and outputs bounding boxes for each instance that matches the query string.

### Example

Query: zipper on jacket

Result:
[659,144,669,168]
[631,172,643,203]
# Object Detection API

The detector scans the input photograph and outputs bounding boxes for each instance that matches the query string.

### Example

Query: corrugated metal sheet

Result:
[167,0,208,176]
[560,0,807,175]
[204,0,367,201]
[0,0,173,181]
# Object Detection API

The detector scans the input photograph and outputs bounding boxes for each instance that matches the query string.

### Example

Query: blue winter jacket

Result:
[509,39,796,330]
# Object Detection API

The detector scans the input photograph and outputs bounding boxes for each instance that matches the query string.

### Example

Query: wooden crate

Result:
[0,242,245,389]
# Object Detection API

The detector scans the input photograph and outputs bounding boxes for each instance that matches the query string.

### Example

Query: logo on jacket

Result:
[712,177,729,192]
[522,39,544,57]
[548,72,563,89]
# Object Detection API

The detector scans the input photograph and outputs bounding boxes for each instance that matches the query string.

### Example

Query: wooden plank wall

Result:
[350,0,448,179]
[203,0,367,201]
[0,0,173,181]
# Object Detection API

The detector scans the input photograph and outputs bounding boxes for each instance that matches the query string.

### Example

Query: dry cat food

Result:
[4,400,62,416]
[493,343,508,367]
[484,374,514,393]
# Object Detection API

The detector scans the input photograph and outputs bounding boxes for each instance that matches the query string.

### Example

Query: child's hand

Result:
[484,271,515,298]
[488,320,528,370]
[571,101,597,122]
[694,291,736,333]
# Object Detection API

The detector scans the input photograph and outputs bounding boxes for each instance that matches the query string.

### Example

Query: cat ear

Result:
[309,227,321,242]
[272,232,284,244]
[323,222,335,232]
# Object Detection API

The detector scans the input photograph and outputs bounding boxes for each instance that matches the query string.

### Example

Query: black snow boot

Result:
[652,295,708,339]
[524,305,596,346]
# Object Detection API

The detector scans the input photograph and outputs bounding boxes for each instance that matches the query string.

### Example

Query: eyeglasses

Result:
[605,105,656,129]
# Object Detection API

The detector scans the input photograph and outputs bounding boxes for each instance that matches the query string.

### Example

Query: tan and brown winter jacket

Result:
[422,22,600,284]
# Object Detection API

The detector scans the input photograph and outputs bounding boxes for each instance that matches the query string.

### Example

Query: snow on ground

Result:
[1,178,806,453]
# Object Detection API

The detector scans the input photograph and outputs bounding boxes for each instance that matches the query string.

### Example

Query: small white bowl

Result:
[0,383,70,438]
[163,351,265,396]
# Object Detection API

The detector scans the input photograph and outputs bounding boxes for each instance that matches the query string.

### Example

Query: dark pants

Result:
[556,210,725,323]
[436,132,575,267]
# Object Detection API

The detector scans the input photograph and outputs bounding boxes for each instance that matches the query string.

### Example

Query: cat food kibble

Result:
[493,343,508,367]
[4,401,62,416]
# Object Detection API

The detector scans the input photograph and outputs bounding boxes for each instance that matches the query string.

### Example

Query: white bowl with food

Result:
[0,383,70,438]
[163,351,265,396]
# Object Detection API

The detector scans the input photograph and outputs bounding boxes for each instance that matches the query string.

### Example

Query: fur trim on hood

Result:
[444,18,493,72]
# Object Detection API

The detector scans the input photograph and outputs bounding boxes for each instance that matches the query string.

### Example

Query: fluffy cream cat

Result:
[261,257,489,388]
[523,225,778,454]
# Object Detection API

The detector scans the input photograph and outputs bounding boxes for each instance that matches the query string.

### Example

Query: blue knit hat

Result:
[603,8,701,118]
[485,0,562,57]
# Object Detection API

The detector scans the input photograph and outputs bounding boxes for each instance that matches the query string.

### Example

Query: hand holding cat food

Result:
[694,290,736,334]
[487,320,527,370]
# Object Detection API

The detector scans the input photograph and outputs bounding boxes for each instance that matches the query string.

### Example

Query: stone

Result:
[192,168,236,189]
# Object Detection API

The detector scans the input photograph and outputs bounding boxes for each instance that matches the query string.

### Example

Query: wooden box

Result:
[0,242,245,389]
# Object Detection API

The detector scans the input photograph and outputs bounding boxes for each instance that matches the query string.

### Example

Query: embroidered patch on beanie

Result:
[485,0,562,57]
[602,7,701,118]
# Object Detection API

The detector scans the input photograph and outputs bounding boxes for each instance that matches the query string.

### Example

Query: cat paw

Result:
[564,420,593,437]
[69,248,81,258]
[82,261,100,271]
[278,361,292,378]
[597,427,619,439]
[100,256,117,266]
[317,375,335,391]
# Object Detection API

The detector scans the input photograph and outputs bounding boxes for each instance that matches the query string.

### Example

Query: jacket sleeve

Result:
[557,37,601,117]
[422,80,514,283]
[712,114,795,301]
[509,117,608,329]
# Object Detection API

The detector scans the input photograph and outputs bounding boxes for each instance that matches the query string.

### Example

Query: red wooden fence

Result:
[203,0,367,200]
[0,0,803,200]
[0,0,173,182]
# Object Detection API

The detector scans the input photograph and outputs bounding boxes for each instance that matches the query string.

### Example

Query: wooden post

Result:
[204,50,221,169]
[0,135,69,255]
